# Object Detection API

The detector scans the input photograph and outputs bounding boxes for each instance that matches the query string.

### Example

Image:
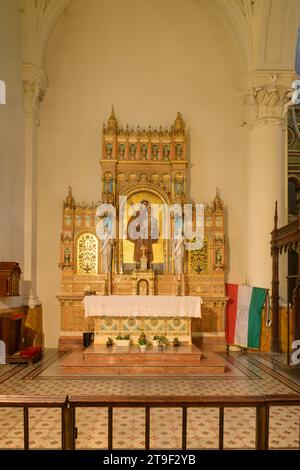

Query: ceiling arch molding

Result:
[20,0,73,69]
[205,0,300,73]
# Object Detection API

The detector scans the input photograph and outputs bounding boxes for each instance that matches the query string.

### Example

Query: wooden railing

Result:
[0,394,300,450]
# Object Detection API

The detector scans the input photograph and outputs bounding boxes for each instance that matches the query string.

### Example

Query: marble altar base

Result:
[60,343,227,375]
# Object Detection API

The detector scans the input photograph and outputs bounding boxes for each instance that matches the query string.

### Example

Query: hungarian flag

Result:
[225,283,268,349]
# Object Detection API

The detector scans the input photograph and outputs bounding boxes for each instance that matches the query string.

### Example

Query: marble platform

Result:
[60,344,227,375]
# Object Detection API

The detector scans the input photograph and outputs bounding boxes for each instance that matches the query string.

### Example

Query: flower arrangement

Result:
[115,334,130,340]
[115,333,131,347]
[138,332,147,350]
[138,336,147,346]
[157,334,168,350]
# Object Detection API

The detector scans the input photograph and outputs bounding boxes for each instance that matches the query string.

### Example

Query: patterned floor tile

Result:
[0,349,299,449]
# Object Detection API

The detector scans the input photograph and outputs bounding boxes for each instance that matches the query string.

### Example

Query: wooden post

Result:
[294,214,300,342]
[271,201,280,353]
[256,405,269,450]
[292,281,300,344]
[62,397,75,450]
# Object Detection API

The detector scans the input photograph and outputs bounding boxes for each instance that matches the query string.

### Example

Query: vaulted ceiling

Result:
[20,0,300,73]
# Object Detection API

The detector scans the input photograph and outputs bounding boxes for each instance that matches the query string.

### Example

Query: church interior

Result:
[1,0,300,452]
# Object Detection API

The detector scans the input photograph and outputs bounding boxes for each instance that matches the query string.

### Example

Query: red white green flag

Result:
[225,283,268,349]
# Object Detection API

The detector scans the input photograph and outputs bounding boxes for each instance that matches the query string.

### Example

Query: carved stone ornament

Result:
[242,72,296,126]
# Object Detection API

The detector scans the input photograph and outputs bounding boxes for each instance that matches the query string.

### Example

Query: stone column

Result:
[243,71,294,290]
[22,63,48,305]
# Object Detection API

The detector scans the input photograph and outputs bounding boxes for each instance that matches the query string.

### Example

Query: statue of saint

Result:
[127,200,159,269]
[100,226,113,273]
[173,237,185,274]
[173,214,185,274]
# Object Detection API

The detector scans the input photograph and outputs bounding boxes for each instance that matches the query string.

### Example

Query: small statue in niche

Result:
[63,248,71,268]
[75,214,82,226]
[139,173,148,183]
[118,143,125,159]
[214,249,224,271]
[151,144,159,160]
[129,143,136,159]
[85,214,91,227]
[140,143,148,159]
[175,143,183,160]
[138,279,148,295]
[103,173,113,193]
[105,142,113,159]
[162,144,170,160]
[174,174,184,194]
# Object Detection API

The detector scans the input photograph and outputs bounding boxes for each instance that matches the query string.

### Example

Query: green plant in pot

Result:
[115,333,131,346]
[158,334,168,350]
[152,335,160,347]
[173,337,180,347]
[138,335,147,351]
[106,337,113,347]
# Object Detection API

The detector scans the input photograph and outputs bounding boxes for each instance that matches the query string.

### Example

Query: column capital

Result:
[242,69,297,127]
[22,63,48,123]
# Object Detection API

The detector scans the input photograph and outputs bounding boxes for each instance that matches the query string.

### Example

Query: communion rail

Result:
[0,394,299,450]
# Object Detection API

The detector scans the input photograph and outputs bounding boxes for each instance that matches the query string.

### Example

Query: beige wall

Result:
[38,0,247,347]
[0,0,25,309]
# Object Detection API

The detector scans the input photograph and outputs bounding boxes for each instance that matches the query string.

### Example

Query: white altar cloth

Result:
[83,295,202,318]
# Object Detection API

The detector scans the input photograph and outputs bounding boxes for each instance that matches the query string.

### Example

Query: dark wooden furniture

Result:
[0,314,24,355]
[271,201,300,352]
[0,262,21,296]
[8,346,43,364]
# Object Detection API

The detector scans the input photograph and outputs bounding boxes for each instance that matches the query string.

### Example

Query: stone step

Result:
[60,344,227,375]
[61,363,226,375]
[82,353,203,365]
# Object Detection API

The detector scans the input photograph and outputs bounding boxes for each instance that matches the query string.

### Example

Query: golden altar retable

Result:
[56,109,227,350]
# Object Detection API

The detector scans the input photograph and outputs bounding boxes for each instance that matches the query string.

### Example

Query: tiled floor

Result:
[0,349,299,449]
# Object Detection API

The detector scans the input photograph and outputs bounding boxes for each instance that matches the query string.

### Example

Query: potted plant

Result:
[115,333,131,347]
[173,337,180,347]
[106,337,113,347]
[152,335,160,347]
[138,336,147,351]
[158,335,168,351]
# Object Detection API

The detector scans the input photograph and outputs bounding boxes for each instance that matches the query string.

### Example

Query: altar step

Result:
[60,344,226,375]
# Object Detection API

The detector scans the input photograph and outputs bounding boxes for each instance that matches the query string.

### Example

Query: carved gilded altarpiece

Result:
[57,109,227,349]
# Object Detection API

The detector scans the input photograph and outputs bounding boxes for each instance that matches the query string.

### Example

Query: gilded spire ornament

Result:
[173,112,185,134]
[64,186,75,209]
[211,187,224,212]
[107,105,118,131]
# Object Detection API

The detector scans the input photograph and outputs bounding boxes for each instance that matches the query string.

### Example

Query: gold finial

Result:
[173,111,185,132]
[65,186,75,208]
[107,105,118,130]
[212,187,224,212]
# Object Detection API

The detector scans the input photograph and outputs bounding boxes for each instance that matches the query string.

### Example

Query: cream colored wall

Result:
[38,0,247,347]
[0,0,25,309]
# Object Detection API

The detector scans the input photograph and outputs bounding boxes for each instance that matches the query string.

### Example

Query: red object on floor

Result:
[9,313,25,320]
[20,346,43,358]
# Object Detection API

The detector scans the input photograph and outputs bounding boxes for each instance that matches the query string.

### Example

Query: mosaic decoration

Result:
[189,238,208,273]
[77,233,98,274]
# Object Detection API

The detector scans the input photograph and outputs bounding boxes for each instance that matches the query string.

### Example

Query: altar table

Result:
[83,295,201,318]
[83,295,202,344]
